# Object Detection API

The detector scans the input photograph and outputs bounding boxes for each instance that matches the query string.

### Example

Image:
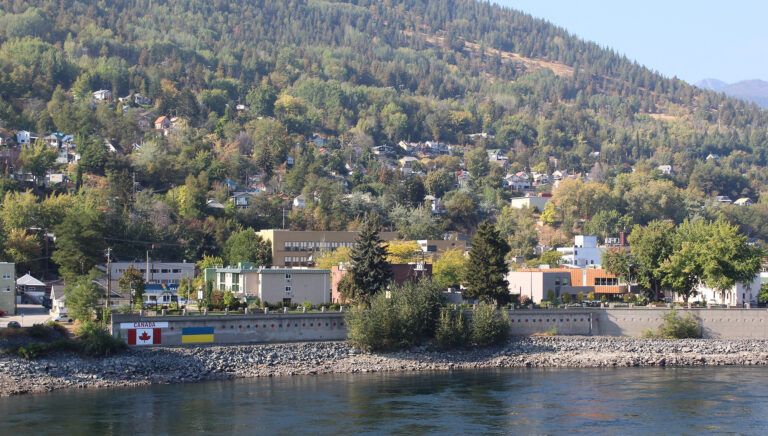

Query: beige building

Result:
[210,263,331,305]
[257,230,400,267]
[0,262,16,315]
[510,195,550,212]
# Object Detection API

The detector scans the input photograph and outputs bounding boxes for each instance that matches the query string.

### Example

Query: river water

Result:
[2,367,768,434]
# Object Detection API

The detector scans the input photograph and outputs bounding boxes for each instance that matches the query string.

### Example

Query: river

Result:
[2,367,767,434]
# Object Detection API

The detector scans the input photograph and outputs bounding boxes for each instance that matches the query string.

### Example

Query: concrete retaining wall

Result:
[112,308,768,347]
[592,308,768,339]
[112,313,347,346]
[507,310,592,335]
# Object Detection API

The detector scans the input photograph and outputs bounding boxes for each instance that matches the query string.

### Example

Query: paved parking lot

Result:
[0,304,51,327]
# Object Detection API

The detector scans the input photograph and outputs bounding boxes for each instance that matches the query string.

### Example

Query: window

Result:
[285,286,292,293]
[2,273,10,279]
[285,274,292,280]
[172,269,181,273]
[283,298,292,305]
[595,277,619,286]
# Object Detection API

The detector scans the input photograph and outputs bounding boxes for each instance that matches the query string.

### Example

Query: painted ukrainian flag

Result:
[181,327,215,344]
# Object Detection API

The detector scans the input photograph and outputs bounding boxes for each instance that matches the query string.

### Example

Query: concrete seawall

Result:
[111,308,768,347]
[591,308,768,339]
[112,313,348,346]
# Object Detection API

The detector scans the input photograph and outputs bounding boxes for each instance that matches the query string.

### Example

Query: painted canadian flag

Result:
[128,328,162,346]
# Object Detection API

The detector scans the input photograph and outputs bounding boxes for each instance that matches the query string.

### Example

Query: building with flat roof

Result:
[256,230,400,267]
[207,263,331,305]
[0,262,16,315]
[507,267,625,303]
[330,263,433,303]
[510,195,550,212]
[557,235,604,267]
[106,261,195,286]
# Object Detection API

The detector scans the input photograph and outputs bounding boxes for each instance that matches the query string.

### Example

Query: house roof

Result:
[154,116,168,124]
[17,273,45,287]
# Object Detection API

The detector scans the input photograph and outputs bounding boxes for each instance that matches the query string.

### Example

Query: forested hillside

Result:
[0,0,766,277]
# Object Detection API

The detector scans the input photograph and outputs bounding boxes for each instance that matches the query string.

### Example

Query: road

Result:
[0,304,51,327]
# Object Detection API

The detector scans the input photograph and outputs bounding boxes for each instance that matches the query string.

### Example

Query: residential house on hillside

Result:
[504,172,531,191]
[487,149,508,167]
[398,156,419,175]
[734,197,753,206]
[456,170,471,189]
[715,196,733,204]
[154,116,171,131]
[230,191,257,209]
[292,194,307,209]
[93,89,112,101]
[15,130,37,146]
[657,164,673,175]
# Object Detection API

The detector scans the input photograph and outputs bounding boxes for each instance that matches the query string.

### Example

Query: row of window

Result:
[116,268,184,274]
[283,241,354,251]
[594,278,619,286]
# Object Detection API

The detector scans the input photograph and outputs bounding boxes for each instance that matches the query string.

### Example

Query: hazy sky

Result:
[495,0,767,84]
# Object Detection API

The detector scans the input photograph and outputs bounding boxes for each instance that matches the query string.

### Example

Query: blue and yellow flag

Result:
[181,327,215,344]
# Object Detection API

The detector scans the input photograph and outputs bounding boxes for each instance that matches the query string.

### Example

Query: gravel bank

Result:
[2,336,768,396]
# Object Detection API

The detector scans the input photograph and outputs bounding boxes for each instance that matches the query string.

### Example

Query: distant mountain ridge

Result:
[697,78,768,108]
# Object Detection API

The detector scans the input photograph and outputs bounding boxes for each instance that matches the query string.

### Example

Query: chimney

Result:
[619,231,626,247]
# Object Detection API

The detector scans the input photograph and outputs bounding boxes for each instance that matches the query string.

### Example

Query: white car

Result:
[51,313,73,323]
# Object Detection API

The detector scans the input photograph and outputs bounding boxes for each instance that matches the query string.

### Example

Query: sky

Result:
[495,0,768,84]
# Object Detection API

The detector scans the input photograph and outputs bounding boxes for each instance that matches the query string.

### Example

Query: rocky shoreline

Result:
[2,336,768,397]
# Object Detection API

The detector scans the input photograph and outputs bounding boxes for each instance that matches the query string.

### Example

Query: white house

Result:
[293,194,307,209]
[557,235,604,267]
[657,165,673,175]
[683,276,762,307]
[504,172,531,191]
[715,196,733,204]
[212,264,331,305]
[734,198,753,206]
[93,89,112,101]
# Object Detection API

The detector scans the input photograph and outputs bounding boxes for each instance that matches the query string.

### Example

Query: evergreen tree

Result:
[348,215,391,303]
[464,221,510,305]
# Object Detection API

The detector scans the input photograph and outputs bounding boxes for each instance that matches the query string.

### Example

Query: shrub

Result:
[520,295,531,307]
[643,310,702,339]
[346,279,444,351]
[435,307,469,350]
[302,301,313,311]
[562,293,572,304]
[470,303,510,347]
[76,322,128,357]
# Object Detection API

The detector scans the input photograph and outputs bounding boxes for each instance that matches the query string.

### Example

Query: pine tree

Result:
[348,215,391,303]
[464,221,511,305]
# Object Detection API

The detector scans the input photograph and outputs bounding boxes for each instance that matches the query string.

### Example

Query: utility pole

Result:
[105,247,112,311]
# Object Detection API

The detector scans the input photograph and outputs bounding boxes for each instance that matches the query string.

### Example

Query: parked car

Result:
[51,313,73,323]
[5,321,21,328]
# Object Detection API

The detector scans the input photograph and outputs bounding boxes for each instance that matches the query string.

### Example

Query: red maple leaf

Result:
[139,331,151,341]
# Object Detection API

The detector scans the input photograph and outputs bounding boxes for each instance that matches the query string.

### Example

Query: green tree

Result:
[465,147,490,180]
[348,216,391,304]
[433,249,467,289]
[19,140,57,183]
[118,266,146,309]
[223,229,272,266]
[661,219,763,303]
[65,273,101,322]
[463,221,510,304]
[627,220,675,301]
[602,248,637,293]
[52,202,106,280]
[424,169,455,198]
